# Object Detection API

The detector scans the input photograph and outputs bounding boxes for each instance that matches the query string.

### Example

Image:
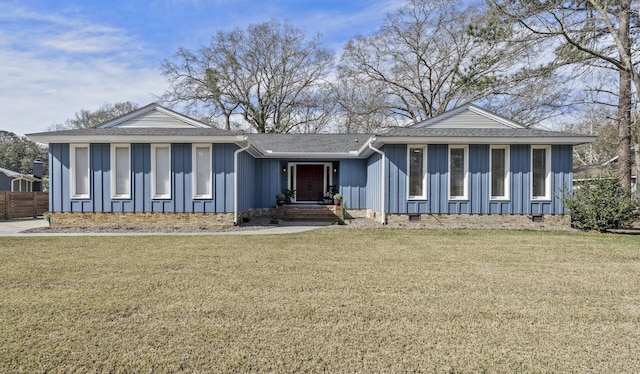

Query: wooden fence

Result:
[0,192,49,220]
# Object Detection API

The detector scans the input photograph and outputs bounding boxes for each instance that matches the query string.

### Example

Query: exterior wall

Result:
[0,174,11,191]
[50,212,234,229]
[47,141,574,221]
[359,209,570,230]
[48,142,236,213]
[381,143,573,216]
[238,151,256,211]
[338,159,367,209]
[418,110,510,129]
[253,159,362,208]
[385,213,571,231]
[254,159,283,208]
[366,153,383,212]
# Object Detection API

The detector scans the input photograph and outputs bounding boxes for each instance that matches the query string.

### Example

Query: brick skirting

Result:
[50,212,235,229]
[361,210,572,231]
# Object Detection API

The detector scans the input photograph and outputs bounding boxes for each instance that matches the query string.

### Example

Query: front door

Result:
[295,165,324,201]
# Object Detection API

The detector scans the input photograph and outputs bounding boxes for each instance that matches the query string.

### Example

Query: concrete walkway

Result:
[0,218,330,237]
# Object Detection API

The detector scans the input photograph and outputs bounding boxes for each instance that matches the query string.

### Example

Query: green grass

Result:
[1,228,639,372]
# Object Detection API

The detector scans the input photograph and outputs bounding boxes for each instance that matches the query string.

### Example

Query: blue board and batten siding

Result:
[366,144,573,216]
[48,143,237,213]
[366,153,383,212]
[48,141,573,216]
[338,159,367,209]
[248,158,367,209]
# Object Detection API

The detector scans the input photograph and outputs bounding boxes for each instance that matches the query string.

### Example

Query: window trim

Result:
[531,145,551,201]
[11,179,32,192]
[110,144,131,199]
[448,145,468,200]
[192,143,213,199]
[151,144,172,199]
[407,145,427,200]
[489,145,510,201]
[70,144,90,199]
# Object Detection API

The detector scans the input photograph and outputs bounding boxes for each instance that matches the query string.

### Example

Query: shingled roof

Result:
[379,127,587,139]
[26,103,595,153]
[28,127,235,137]
[248,133,371,155]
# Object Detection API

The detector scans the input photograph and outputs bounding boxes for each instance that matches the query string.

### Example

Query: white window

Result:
[449,145,468,200]
[152,144,171,199]
[11,179,32,192]
[192,144,212,199]
[70,144,90,199]
[490,145,510,200]
[111,144,131,199]
[407,145,427,199]
[531,146,551,200]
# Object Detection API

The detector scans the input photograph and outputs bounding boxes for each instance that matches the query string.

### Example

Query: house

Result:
[27,103,595,230]
[0,161,43,192]
[574,155,637,192]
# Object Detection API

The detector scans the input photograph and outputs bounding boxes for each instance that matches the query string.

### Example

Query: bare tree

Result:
[489,0,639,189]
[49,102,139,130]
[564,105,618,166]
[161,19,333,133]
[338,0,569,128]
[331,77,404,133]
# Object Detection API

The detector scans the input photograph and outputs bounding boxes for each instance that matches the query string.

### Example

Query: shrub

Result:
[561,173,639,232]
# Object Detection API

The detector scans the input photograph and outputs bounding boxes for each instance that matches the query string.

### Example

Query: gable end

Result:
[99,103,211,129]
[412,104,525,129]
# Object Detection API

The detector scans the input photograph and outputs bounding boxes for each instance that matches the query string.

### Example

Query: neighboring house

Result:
[0,161,43,192]
[574,155,637,192]
[27,103,594,230]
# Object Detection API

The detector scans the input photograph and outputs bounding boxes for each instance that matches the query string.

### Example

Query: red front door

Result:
[295,165,324,201]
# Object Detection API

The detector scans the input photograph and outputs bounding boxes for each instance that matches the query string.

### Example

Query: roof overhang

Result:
[249,150,362,159]
[27,134,247,144]
[10,175,41,182]
[371,135,596,146]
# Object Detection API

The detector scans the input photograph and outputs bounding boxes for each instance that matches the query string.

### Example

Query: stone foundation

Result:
[50,212,236,230]
[238,208,276,221]
[357,210,571,231]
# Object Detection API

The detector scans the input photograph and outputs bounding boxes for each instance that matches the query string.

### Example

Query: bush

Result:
[562,173,639,232]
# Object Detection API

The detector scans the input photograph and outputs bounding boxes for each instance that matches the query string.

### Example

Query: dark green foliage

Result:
[0,131,48,175]
[562,173,639,232]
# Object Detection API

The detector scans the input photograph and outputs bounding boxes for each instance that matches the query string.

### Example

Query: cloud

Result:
[0,4,167,136]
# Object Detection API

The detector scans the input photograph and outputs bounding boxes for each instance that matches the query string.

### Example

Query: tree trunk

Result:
[616,5,632,190]
[635,143,640,198]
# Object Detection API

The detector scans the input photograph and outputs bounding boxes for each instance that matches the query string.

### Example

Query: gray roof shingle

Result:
[248,134,372,154]
[27,127,236,137]
[379,127,584,138]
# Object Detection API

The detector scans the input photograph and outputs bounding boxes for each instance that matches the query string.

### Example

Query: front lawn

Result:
[1,229,639,372]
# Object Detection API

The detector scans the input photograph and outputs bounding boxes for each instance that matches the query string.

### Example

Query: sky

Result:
[0,0,404,136]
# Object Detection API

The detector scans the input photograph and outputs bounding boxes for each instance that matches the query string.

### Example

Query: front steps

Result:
[276,205,344,222]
